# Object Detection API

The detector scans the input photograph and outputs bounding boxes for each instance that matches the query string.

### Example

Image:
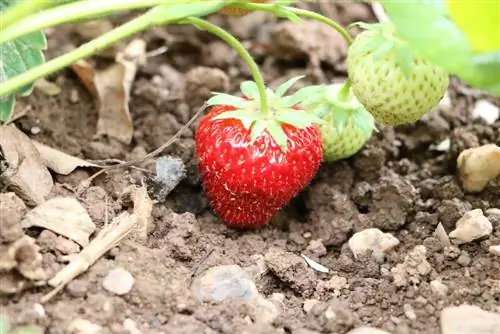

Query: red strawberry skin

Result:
[195,105,323,228]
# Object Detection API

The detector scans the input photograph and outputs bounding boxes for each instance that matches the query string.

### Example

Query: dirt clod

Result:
[391,245,431,287]
[449,209,493,244]
[184,66,230,110]
[0,192,26,243]
[264,248,317,296]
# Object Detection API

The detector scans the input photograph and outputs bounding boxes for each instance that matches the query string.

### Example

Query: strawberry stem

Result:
[237,3,353,46]
[288,7,353,46]
[337,79,352,102]
[185,17,269,116]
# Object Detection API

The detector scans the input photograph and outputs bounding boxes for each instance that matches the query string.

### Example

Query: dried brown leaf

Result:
[0,125,53,205]
[70,60,97,96]
[94,39,147,144]
[22,197,96,247]
[33,141,99,175]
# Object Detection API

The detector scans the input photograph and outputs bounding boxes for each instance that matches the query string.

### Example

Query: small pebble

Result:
[123,318,141,334]
[348,228,400,261]
[472,99,499,124]
[190,264,258,302]
[102,268,135,295]
[430,280,448,298]
[441,304,500,334]
[66,279,89,298]
[346,327,391,334]
[403,304,417,320]
[305,239,327,257]
[457,251,471,266]
[489,245,500,256]
[449,209,492,245]
[443,246,460,259]
[303,299,320,314]
[30,126,41,135]
[68,318,102,334]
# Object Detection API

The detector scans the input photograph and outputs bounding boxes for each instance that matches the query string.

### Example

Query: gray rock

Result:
[102,268,135,295]
[190,265,258,302]
[440,304,500,334]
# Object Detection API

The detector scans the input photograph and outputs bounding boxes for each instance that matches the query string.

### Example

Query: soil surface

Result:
[1,2,500,334]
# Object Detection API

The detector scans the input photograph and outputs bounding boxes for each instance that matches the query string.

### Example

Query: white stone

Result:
[430,280,448,297]
[489,245,500,256]
[441,304,500,334]
[449,209,492,245]
[348,228,400,261]
[102,268,135,295]
[346,327,391,334]
[472,99,499,124]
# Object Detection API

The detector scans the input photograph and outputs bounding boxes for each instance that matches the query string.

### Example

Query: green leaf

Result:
[354,32,386,55]
[372,38,394,61]
[240,80,259,100]
[210,109,259,129]
[331,106,351,134]
[250,120,267,143]
[151,1,227,23]
[275,109,324,127]
[312,104,332,119]
[0,0,47,122]
[286,85,325,108]
[267,120,289,151]
[381,0,500,96]
[394,43,414,78]
[352,106,375,137]
[445,0,500,53]
[207,93,247,108]
[275,75,305,98]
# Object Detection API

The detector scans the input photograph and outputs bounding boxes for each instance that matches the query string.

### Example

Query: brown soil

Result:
[1,2,500,334]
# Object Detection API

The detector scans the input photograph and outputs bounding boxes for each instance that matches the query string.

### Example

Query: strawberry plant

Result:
[0,0,498,227]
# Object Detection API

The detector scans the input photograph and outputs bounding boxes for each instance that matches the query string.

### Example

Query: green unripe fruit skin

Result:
[320,113,373,162]
[347,30,449,126]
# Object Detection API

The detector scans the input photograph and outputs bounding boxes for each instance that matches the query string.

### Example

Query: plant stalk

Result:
[337,79,352,101]
[0,0,171,44]
[239,3,353,46]
[0,0,61,31]
[0,11,155,96]
[185,17,269,116]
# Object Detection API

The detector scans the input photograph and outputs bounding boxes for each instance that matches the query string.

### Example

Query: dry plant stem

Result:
[84,103,207,185]
[41,211,137,303]
[42,185,152,303]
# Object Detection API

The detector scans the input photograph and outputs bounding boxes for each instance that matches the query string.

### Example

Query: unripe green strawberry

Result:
[299,83,375,162]
[347,22,449,126]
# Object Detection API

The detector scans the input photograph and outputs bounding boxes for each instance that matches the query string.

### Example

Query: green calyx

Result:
[350,21,416,79]
[299,82,375,138]
[206,75,325,152]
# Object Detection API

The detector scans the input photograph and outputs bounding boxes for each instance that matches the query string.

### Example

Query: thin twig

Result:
[189,247,214,288]
[84,103,207,185]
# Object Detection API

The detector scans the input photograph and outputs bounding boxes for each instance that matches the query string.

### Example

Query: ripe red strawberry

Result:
[195,77,323,228]
[218,0,271,16]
